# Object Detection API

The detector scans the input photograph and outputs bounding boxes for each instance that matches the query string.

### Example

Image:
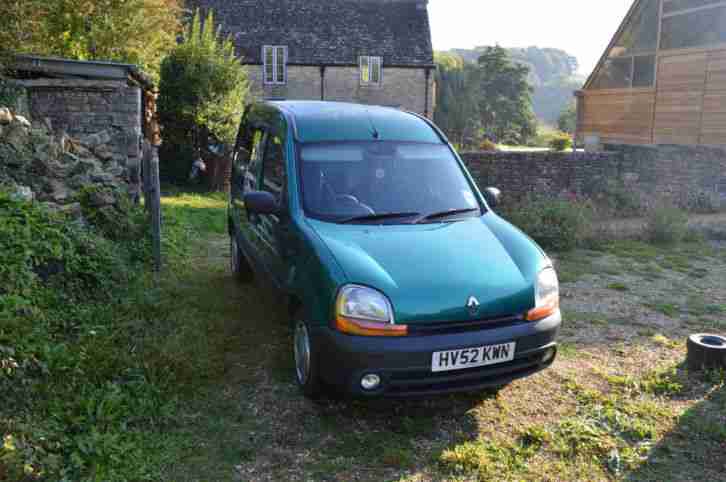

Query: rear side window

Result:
[244,130,265,192]
[262,134,286,203]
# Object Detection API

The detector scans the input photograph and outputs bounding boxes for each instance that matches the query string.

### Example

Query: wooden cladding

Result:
[579,47,726,145]
[579,89,656,144]
[702,50,726,144]
[653,53,707,144]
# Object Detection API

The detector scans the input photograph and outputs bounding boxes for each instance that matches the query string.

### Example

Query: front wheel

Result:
[293,317,324,399]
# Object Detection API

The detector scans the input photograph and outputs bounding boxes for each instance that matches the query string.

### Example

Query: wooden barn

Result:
[576,0,726,146]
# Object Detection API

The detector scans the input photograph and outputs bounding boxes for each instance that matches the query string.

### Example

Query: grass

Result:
[607,282,630,292]
[5,190,725,481]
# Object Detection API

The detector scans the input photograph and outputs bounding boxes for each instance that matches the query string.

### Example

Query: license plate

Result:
[431,342,516,373]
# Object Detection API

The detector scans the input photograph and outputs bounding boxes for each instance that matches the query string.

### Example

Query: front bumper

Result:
[313,311,561,398]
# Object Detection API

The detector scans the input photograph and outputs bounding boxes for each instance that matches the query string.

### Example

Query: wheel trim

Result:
[294,322,311,385]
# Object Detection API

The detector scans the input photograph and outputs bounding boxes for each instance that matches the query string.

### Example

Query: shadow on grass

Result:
[625,378,726,481]
[166,253,497,480]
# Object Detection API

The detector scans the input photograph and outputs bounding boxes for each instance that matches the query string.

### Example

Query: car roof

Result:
[266,101,442,144]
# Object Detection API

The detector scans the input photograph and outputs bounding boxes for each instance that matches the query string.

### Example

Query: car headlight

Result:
[335,285,407,337]
[526,267,560,321]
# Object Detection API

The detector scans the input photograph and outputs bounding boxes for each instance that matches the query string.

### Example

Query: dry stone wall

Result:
[461,145,726,211]
[0,102,132,218]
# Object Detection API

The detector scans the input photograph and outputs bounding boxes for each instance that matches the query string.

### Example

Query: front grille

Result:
[407,314,527,336]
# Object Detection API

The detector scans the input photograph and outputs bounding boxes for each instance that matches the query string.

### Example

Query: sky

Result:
[428,0,634,76]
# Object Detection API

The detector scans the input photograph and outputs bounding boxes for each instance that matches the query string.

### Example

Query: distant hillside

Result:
[447,46,586,124]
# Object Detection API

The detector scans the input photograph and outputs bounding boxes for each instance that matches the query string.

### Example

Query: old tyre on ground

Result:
[686,334,726,371]
[230,234,253,283]
[293,314,324,399]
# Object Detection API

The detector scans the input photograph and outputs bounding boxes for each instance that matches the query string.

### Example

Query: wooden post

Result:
[140,140,161,271]
[149,145,162,272]
[142,141,152,213]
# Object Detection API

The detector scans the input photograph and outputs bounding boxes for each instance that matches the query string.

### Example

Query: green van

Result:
[228,101,561,398]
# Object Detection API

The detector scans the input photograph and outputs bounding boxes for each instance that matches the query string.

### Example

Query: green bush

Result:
[601,180,643,218]
[549,134,573,151]
[530,124,563,148]
[501,196,595,251]
[645,203,689,244]
[157,9,249,184]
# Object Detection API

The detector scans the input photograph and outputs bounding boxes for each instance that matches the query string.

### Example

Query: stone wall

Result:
[605,144,726,209]
[20,79,143,173]
[461,150,621,200]
[247,65,434,117]
[1,102,133,217]
[460,145,726,210]
[0,80,29,118]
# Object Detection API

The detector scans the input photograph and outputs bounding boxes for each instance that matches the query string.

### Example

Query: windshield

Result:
[298,142,482,223]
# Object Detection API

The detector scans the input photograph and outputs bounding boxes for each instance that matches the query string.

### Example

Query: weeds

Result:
[645,204,689,245]
[0,188,228,480]
[502,197,595,251]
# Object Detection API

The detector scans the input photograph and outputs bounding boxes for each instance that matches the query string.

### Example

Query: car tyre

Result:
[230,234,253,283]
[687,334,726,371]
[293,314,324,399]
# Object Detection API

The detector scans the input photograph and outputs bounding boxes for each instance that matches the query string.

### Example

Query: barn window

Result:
[591,0,659,89]
[592,57,634,89]
[612,0,660,56]
[633,54,656,86]
[263,46,287,85]
[661,4,726,49]
[360,56,382,85]
[663,0,726,14]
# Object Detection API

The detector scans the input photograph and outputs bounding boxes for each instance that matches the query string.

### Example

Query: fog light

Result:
[361,374,381,391]
[542,348,556,363]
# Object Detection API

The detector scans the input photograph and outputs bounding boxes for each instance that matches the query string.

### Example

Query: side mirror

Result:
[483,187,502,208]
[244,191,279,215]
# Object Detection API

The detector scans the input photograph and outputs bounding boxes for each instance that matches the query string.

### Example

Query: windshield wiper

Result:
[340,212,420,224]
[413,208,480,224]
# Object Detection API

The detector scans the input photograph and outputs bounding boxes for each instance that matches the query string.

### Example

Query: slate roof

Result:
[188,0,434,67]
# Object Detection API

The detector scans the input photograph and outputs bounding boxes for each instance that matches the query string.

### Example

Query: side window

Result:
[244,129,266,193]
[262,133,287,204]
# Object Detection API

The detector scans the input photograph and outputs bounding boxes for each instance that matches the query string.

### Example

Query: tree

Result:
[157,9,249,189]
[557,102,577,134]
[449,46,584,124]
[0,0,182,82]
[475,46,537,145]
[434,53,480,149]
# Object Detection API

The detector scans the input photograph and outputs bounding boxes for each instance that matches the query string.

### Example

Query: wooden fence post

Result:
[142,141,152,213]
[149,145,162,272]
[141,140,161,271]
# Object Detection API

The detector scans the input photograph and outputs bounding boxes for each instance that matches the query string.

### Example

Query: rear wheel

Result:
[230,234,253,283]
[293,314,324,399]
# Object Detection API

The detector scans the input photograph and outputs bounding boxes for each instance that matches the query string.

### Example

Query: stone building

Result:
[190,0,436,117]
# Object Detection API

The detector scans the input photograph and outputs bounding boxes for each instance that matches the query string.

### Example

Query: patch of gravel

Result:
[560,243,726,344]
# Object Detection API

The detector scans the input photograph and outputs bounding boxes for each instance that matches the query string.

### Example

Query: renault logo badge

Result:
[466,296,480,316]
